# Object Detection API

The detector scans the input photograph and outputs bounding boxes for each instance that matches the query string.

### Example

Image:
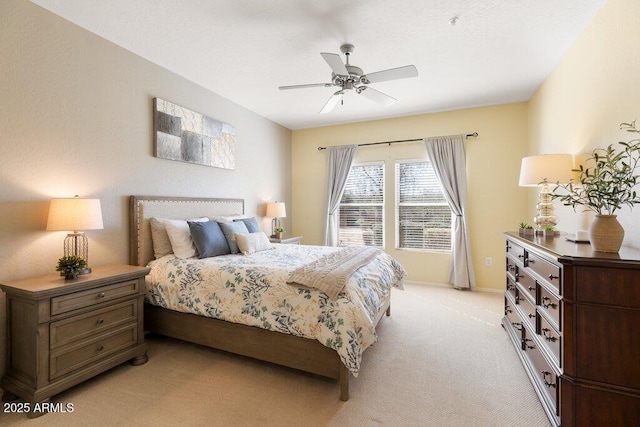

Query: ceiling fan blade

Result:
[279,83,334,90]
[362,65,418,84]
[320,52,349,76]
[357,86,396,106]
[320,91,344,114]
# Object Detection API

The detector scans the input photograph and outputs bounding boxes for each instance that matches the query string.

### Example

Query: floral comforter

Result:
[145,244,405,375]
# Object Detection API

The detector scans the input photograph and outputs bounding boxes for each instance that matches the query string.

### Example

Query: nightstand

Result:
[0,264,150,417]
[269,235,303,245]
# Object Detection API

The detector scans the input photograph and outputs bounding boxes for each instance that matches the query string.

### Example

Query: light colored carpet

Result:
[2,284,551,426]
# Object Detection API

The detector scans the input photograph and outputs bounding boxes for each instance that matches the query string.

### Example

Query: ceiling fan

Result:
[278,44,418,114]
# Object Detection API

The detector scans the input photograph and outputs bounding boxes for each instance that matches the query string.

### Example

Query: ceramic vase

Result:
[588,214,624,253]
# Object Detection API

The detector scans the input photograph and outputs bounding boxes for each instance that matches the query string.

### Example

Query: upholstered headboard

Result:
[129,195,244,266]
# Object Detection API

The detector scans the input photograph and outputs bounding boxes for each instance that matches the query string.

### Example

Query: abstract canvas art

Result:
[153,98,236,169]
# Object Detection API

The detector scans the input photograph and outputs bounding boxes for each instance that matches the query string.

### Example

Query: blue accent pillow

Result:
[218,221,249,254]
[233,217,260,233]
[188,220,230,258]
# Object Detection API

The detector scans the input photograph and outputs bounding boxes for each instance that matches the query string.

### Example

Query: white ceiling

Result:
[31,0,606,130]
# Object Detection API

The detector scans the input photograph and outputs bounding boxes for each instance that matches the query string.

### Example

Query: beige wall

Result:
[292,103,529,290]
[528,0,640,248]
[0,0,291,377]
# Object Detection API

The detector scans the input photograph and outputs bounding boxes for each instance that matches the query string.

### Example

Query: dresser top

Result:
[506,231,640,264]
[0,264,150,298]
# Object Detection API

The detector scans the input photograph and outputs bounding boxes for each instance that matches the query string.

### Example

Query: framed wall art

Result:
[153,98,236,170]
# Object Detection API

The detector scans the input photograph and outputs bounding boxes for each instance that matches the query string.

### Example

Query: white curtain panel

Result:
[424,135,476,290]
[323,145,358,246]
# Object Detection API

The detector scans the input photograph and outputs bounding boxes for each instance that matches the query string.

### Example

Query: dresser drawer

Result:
[524,333,559,415]
[51,279,139,316]
[516,284,537,331]
[507,240,526,263]
[527,252,561,292]
[49,324,137,380]
[505,296,523,336]
[506,276,517,301]
[50,300,138,349]
[539,285,561,330]
[506,257,518,280]
[516,267,537,303]
[539,314,561,367]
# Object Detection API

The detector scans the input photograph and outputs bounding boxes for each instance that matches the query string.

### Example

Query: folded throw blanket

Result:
[287,246,382,299]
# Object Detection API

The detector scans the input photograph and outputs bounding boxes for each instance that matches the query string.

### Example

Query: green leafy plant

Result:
[519,222,533,229]
[56,255,87,278]
[552,121,640,215]
[274,227,285,233]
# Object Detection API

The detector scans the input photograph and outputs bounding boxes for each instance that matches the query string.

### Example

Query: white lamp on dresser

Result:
[518,154,573,233]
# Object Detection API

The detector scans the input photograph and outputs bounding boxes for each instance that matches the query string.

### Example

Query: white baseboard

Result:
[402,280,503,294]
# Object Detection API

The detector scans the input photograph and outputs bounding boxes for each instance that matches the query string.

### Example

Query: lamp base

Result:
[63,232,92,274]
[533,183,558,233]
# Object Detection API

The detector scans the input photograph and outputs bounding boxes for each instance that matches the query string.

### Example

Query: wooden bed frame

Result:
[129,195,391,400]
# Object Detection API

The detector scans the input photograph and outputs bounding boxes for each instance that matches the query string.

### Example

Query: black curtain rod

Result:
[317,132,478,151]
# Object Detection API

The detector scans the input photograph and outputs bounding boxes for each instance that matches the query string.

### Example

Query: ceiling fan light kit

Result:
[279,44,418,114]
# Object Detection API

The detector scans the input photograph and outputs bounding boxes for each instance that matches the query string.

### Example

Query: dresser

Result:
[1,265,150,417]
[503,232,640,426]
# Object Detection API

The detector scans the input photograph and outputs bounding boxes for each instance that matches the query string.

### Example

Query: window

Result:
[396,160,451,251]
[338,162,384,247]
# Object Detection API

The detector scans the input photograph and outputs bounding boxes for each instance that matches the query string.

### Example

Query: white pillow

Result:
[235,232,273,255]
[212,215,248,223]
[163,217,208,259]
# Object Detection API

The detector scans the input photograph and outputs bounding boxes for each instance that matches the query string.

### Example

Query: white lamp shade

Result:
[518,154,574,187]
[266,202,286,218]
[46,197,104,231]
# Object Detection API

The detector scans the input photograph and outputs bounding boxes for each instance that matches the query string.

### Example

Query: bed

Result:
[129,195,405,400]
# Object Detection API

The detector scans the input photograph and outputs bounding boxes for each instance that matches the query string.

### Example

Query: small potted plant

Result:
[56,255,87,280]
[552,121,640,252]
[274,227,285,239]
[542,226,556,239]
[518,222,534,237]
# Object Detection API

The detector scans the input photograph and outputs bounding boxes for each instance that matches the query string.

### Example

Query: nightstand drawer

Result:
[50,324,137,380]
[50,300,138,349]
[51,279,139,316]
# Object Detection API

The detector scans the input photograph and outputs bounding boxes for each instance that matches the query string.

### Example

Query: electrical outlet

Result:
[485,257,493,267]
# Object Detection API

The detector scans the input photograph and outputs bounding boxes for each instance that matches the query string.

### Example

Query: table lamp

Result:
[518,154,573,233]
[46,195,104,273]
[266,202,286,237]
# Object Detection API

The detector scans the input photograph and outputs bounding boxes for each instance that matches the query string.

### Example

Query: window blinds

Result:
[396,161,452,251]
[338,162,384,247]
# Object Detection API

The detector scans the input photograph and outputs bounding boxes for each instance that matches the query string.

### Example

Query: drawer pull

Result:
[97,292,106,299]
[96,318,104,325]
[505,305,513,314]
[542,297,558,309]
[542,328,558,342]
[528,258,535,264]
[97,344,104,352]
[518,254,525,259]
[508,265,515,272]
[548,274,559,280]
[528,313,536,319]
[527,286,535,292]
[512,322,522,331]
[542,371,556,388]
[523,338,535,350]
